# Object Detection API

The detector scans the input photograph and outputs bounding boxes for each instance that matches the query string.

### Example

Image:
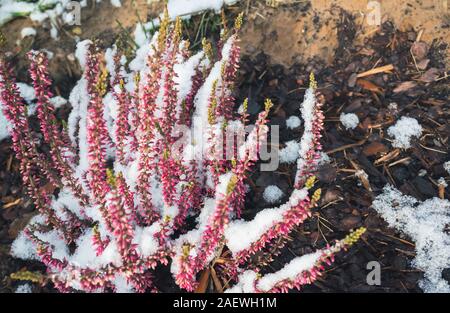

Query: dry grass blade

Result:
[2,198,21,209]
[357,79,384,94]
[326,138,368,154]
[356,64,394,78]
[374,149,400,165]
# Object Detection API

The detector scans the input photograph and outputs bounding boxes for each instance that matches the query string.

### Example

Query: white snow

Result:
[263,185,284,204]
[191,36,233,161]
[0,0,126,32]
[317,151,330,165]
[133,22,158,47]
[21,27,36,38]
[74,39,92,69]
[0,101,10,141]
[11,214,70,264]
[437,177,447,188]
[15,284,33,293]
[50,96,67,108]
[113,273,134,293]
[295,87,318,185]
[387,116,423,149]
[372,185,450,293]
[225,189,308,254]
[340,112,359,130]
[225,270,258,293]
[167,0,239,19]
[17,83,36,102]
[0,1,34,26]
[286,115,301,129]
[174,51,204,116]
[0,82,37,141]
[133,225,159,257]
[227,250,322,292]
[279,140,301,164]
[443,161,450,175]
[10,231,38,261]
[257,251,321,291]
[70,228,122,270]
[50,26,59,40]
[110,0,122,8]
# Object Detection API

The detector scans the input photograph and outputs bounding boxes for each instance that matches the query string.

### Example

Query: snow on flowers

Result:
[0,12,364,293]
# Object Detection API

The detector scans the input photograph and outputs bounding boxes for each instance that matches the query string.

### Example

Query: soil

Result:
[238,18,449,292]
[0,0,449,293]
[240,0,450,67]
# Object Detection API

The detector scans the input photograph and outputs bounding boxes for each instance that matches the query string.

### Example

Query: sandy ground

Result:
[1,0,448,73]
[240,0,449,66]
[0,0,149,95]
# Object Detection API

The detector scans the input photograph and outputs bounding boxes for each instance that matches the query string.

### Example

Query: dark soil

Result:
[237,15,449,292]
[1,5,449,293]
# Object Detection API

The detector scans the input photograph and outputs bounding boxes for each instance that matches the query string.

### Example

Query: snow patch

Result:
[167,0,239,19]
[443,161,450,175]
[263,185,284,204]
[286,115,301,129]
[340,112,359,130]
[257,251,321,291]
[372,185,450,293]
[279,140,301,164]
[15,284,33,293]
[387,116,422,149]
[21,27,36,38]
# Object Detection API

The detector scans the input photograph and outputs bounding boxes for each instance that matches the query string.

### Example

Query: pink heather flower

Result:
[111,53,132,165]
[28,51,89,207]
[2,12,363,293]
[92,226,110,256]
[85,45,111,203]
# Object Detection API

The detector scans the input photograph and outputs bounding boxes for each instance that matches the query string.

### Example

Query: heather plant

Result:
[0,12,365,293]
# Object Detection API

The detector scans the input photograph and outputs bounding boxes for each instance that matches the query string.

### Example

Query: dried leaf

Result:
[393,81,417,93]
[210,267,223,293]
[363,142,389,156]
[194,268,210,293]
[2,198,21,209]
[356,64,394,78]
[357,79,383,94]
[419,68,440,83]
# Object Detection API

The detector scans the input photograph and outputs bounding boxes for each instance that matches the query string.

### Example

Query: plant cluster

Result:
[0,12,364,293]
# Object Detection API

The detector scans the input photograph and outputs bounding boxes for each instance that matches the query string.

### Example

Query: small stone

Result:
[411,41,429,60]
[348,73,358,87]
